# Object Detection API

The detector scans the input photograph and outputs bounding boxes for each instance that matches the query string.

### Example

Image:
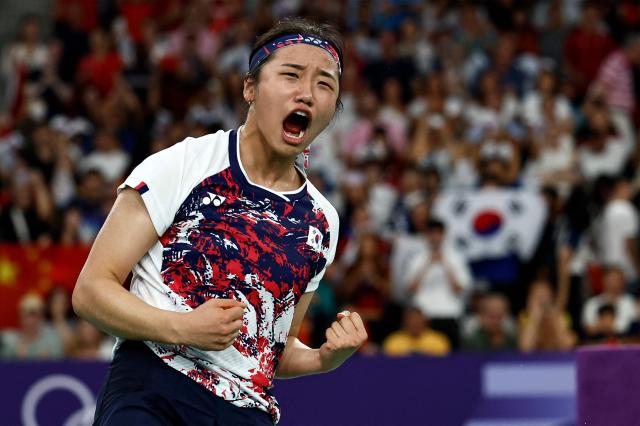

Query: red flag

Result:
[0,244,90,328]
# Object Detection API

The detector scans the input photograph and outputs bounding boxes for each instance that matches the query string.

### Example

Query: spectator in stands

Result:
[52,0,91,83]
[455,3,497,58]
[583,266,638,338]
[406,109,456,181]
[0,293,63,359]
[563,1,616,95]
[526,121,577,196]
[465,70,520,143]
[0,168,52,243]
[383,306,450,357]
[584,304,621,344]
[596,176,640,288]
[519,280,576,352]
[406,219,471,348]
[341,88,374,161]
[338,233,391,344]
[79,130,130,183]
[521,70,573,133]
[66,319,114,360]
[47,287,75,353]
[364,30,416,104]
[377,78,409,153]
[489,34,529,97]
[0,14,48,113]
[537,1,569,68]
[577,107,633,183]
[3,14,48,78]
[463,293,518,351]
[397,17,434,75]
[589,34,640,140]
[216,19,253,76]
[66,169,108,244]
[166,1,219,66]
[77,28,123,98]
[187,78,237,133]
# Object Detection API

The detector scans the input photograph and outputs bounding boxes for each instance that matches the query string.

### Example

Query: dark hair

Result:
[597,304,616,317]
[426,218,445,232]
[604,264,625,277]
[247,17,344,111]
[19,13,40,27]
[575,125,601,145]
[624,33,640,48]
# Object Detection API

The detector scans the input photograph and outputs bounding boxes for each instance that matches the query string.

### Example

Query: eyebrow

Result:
[280,63,338,83]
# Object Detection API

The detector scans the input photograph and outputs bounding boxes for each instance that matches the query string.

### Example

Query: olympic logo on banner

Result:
[21,374,96,426]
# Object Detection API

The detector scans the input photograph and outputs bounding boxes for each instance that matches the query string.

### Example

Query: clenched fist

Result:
[176,298,246,351]
[319,311,368,372]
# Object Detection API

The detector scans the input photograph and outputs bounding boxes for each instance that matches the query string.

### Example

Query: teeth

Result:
[294,111,308,118]
[284,130,305,139]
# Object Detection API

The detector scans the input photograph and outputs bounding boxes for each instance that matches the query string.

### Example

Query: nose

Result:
[294,79,313,107]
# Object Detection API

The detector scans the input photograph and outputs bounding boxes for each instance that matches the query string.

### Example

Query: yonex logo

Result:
[202,192,226,207]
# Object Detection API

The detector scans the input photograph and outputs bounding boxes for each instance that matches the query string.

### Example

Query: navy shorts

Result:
[93,340,274,425]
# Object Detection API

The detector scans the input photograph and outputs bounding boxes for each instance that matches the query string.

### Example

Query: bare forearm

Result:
[443,266,464,295]
[73,275,180,344]
[275,337,324,379]
[52,318,75,350]
[556,247,572,310]
[519,319,540,352]
[553,316,575,350]
[625,238,640,275]
[407,278,420,295]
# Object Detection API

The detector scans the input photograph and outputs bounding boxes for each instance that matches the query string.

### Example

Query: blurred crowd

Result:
[2,0,640,360]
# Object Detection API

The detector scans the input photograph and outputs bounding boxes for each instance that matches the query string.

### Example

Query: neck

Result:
[239,117,303,192]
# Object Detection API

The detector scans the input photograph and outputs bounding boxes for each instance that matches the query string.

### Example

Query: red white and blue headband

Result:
[249,34,342,76]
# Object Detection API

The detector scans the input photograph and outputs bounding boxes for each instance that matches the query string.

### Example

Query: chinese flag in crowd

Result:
[0,245,90,328]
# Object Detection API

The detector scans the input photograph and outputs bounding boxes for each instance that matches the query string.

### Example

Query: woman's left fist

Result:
[319,311,368,371]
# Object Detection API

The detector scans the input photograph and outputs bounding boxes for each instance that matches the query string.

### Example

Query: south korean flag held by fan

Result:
[433,188,547,262]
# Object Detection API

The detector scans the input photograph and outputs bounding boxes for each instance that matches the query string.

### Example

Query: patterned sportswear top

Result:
[118,129,339,423]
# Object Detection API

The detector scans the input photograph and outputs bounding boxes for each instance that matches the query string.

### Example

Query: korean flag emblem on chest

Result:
[306,225,324,254]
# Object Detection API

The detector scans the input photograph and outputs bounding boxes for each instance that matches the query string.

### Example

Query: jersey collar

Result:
[228,129,308,202]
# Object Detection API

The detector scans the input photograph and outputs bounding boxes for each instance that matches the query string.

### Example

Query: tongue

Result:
[283,118,303,135]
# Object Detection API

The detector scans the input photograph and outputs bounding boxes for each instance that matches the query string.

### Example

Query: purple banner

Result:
[577,346,640,426]
[0,353,575,426]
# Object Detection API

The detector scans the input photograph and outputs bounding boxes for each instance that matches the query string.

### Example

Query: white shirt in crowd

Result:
[582,293,638,334]
[520,92,572,129]
[406,245,472,319]
[80,150,131,183]
[578,136,632,182]
[598,199,639,282]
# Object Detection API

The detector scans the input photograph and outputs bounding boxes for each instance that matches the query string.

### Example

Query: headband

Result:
[249,34,342,76]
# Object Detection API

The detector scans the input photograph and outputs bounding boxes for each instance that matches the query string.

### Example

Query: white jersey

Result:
[118,129,339,423]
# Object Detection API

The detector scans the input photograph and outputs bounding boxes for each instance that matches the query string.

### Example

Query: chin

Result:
[278,132,314,154]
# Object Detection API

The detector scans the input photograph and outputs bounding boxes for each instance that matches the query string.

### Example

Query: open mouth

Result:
[282,110,311,143]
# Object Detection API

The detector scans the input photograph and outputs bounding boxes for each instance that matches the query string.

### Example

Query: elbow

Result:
[72,275,90,319]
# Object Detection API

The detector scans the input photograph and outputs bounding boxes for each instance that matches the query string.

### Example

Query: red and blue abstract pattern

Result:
[154,163,331,423]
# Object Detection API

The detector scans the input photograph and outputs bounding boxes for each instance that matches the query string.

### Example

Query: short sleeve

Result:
[609,204,639,238]
[305,203,340,293]
[406,253,428,285]
[582,298,598,328]
[118,141,189,236]
[446,249,472,291]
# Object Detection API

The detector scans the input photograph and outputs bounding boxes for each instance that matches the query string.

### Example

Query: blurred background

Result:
[1,0,640,425]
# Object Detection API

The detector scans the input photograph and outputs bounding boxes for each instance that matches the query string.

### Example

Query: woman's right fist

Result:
[176,298,247,351]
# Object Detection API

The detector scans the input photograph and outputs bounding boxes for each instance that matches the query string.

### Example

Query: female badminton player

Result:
[73,18,367,425]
